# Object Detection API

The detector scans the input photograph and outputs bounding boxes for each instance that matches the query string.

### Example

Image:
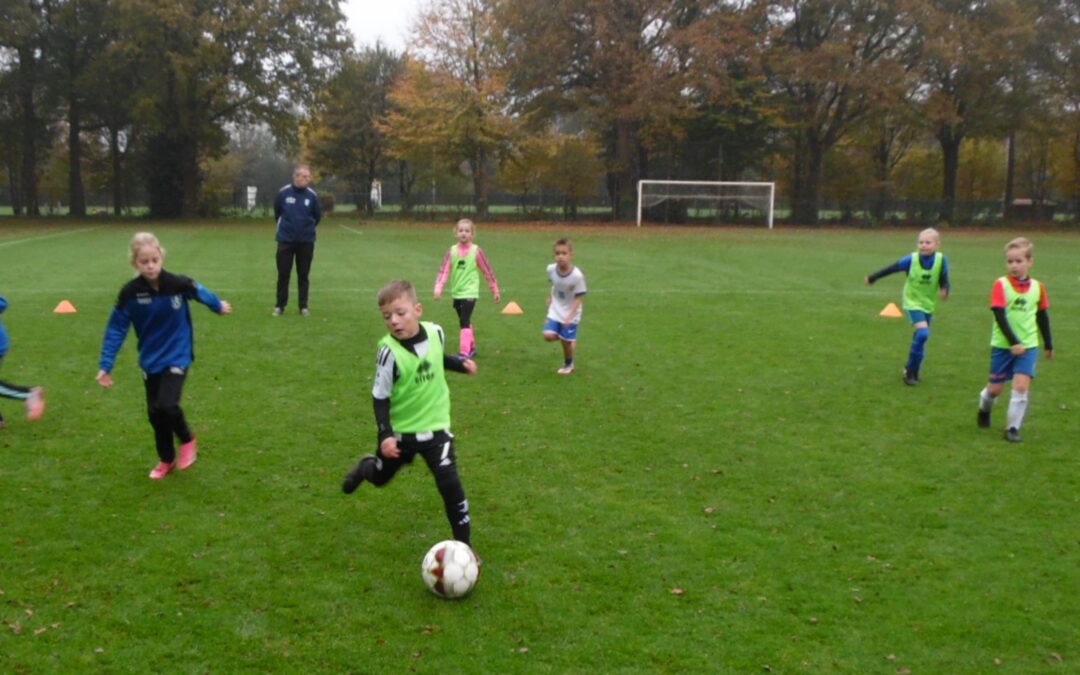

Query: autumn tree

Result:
[499,0,706,219]
[498,128,604,219]
[113,0,348,218]
[645,4,770,184]
[380,58,459,214]
[0,0,54,216]
[304,44,404,214]
[1035,0,1080,216]
[43,0,113,217]
[759,0,920,225]
[83,32,140,216]
[497,133,552,214]
[544,132,605,220]
[389,0,516,218]
[915,0,1025,222]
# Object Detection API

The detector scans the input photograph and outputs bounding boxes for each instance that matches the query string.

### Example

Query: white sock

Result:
[1006,391,1028,430]
[979,387,997,413]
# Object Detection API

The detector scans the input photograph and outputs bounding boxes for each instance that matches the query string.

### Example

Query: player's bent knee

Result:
[543,331,559,341]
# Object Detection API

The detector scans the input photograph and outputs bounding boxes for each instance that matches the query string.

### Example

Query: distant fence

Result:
[3,188,1078,226]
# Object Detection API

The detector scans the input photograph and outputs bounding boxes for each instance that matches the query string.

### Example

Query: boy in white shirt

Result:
[543,238,587,375]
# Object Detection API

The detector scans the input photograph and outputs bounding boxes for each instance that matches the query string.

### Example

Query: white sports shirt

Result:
[546,264,586,323]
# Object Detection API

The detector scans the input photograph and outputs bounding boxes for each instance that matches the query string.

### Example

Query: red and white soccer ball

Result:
[421,540,480,599]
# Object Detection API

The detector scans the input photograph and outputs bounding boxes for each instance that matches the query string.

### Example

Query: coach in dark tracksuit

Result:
[273,164,322,316]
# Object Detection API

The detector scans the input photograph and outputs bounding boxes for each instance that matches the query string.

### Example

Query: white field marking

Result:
[339,224,365,235]
[0,226,103,248]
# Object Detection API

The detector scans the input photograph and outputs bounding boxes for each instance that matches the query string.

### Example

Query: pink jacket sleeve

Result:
[475,246,500,296]
[433,248,453,294]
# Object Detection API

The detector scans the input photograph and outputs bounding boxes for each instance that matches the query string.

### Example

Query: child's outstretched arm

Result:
[1037,309,1054,359]
[372,344,400,457]
[991,307,1025,355]
[476,247,501,302]
[565,295,583,323]
[433,249,452,299]
[865,256,910,285]
[97,307,132,387]
[190,280,231,315]
[373,395,401,458]
[938,257,951,300]
[444,353,477,375]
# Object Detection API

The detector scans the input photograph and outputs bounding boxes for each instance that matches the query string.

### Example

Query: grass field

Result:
[1,219,1077,673]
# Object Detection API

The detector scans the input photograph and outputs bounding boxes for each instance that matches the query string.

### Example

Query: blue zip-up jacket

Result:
[98,271,225,375]
[274,183,322,243]
[0,295,10,357]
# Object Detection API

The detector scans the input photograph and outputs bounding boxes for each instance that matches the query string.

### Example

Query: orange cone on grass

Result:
[501,301,523,315]
[54,300,77,314]
[879,302,902,318]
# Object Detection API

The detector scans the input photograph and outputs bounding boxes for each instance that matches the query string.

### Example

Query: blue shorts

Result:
[989,346,1038,384]
[543,318,579,342]
[905,309,932,325]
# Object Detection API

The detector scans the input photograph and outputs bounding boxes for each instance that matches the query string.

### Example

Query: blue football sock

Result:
[906,327,930,373]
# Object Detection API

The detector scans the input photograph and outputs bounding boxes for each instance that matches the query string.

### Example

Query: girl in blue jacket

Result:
[96,233,232,479]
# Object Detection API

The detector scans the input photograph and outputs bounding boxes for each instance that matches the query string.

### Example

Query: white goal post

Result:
[636,180,775,228]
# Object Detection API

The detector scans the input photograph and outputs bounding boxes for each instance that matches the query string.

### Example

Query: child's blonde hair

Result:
[130,232,164,261]
[456,218,475,233]
[1005,237,1034,259]
[919,227,940,243]
[378,279,418,307]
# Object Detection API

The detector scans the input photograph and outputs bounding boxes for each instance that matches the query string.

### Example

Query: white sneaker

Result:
[272,307,283,316]
[557,364,575,375]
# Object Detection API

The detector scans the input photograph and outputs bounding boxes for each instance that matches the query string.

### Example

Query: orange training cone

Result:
[54,300,78,314]
[501,301,523,315]
[879,302,902,318]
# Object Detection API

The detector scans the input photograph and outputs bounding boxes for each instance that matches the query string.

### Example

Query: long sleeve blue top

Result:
[98,271,224,374]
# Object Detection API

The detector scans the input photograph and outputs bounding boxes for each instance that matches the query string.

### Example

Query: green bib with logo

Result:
[450,245,480,299]
[902,251,943,313]
[380,322,451,433]
[991,277,1041,349]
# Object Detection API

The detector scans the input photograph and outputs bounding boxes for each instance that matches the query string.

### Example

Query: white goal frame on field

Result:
[636,180,775,228]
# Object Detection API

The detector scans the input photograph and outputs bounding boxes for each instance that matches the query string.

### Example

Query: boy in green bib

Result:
[976,238,1054,443]
[341,280,478,546]
[866,228,951,385]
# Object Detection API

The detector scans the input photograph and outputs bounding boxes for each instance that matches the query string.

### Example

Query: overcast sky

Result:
[342,0,424,52]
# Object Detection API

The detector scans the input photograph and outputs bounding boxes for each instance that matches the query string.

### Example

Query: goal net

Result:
[637,180,775,228]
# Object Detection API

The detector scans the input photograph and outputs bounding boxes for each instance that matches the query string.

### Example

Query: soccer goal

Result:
[637,180,775,228]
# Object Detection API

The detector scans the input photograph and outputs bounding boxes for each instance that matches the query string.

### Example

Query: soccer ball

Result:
[421,540,480,599]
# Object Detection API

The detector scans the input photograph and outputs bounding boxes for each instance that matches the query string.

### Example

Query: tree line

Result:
[3,1,1079,224]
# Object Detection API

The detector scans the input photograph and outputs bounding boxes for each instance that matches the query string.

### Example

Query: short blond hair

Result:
[129,232,164,261]
[378,279,418,306]
[919,227,940,242]
[1005,237,1034,259]
[456,218,475,233]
